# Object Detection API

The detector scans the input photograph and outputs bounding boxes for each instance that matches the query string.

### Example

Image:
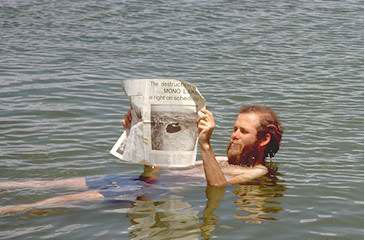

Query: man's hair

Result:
[240,105,283,158]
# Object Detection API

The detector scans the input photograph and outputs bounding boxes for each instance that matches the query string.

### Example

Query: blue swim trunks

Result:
[85,175,161,201]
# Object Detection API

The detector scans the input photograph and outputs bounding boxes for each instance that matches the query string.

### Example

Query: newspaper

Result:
[110,79,206,168]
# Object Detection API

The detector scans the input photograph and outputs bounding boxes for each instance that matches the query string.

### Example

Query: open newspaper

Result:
[110,79,206,168]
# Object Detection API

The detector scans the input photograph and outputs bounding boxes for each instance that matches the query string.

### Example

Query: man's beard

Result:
[226,141,259,167]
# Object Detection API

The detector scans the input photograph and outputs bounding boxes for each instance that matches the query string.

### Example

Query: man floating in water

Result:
[0,105,283,215]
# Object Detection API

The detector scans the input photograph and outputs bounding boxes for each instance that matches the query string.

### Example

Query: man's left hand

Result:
[197,108,215,148]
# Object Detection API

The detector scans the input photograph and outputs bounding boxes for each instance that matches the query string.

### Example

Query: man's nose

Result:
[231,129,240,140]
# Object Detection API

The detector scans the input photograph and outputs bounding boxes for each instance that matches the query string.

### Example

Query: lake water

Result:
[0,0,363,239]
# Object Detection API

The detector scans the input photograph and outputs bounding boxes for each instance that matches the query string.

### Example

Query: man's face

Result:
[227,113,260,164]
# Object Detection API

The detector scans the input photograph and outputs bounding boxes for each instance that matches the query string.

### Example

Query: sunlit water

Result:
[0,0,363,239]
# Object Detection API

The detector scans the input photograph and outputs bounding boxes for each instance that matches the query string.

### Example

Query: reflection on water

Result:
[127,195,200,240]
[126,179,286,239]
[232,178,286,224]
[200,186,225,240]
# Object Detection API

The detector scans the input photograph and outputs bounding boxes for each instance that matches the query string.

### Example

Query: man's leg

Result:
[0,177,87,190]
[0,191,104,215]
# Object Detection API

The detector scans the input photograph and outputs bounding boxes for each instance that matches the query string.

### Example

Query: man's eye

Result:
[240,128,248,134]
[166,122,181,133]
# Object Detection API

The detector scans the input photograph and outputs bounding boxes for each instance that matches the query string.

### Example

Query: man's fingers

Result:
[121,119,126,128]
[200,108,213,114]
[198,110,213,119]
[197,119,209,128]
[121,110,132,129]
[197,119,214,132]
[198,121,208,128]
[127,110,132,121]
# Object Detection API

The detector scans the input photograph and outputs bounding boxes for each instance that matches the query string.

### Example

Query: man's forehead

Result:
[235,112,260,128]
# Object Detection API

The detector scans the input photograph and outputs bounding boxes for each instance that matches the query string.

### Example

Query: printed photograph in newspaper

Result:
[151,104,197,151]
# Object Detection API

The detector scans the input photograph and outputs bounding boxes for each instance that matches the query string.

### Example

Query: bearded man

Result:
[197,105,283,186]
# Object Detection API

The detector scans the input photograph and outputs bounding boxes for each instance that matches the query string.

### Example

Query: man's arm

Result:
[197,109,227,187]
[0,177,88,190]
[121,109,160,181]
[0,191,103,215]
[199,143,227,187]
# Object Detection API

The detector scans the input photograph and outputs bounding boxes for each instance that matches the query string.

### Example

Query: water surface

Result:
[0,0,363,239]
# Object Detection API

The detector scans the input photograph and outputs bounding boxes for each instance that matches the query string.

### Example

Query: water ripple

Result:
[0,0,363,239]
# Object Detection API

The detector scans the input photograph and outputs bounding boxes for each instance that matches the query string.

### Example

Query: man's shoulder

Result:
[216,156,228,162]
[195,156,227,166]
[221,163,268,176]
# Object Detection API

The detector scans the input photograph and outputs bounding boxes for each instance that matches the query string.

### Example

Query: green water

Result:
[0,0,363,239]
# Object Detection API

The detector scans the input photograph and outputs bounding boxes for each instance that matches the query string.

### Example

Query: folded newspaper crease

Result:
[110,79,206,168]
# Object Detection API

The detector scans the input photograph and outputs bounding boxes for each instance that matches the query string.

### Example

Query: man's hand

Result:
[121,110,132,129]
[197,108,216,148]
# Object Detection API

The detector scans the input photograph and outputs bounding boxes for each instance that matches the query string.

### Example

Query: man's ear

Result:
[259,133,271,147]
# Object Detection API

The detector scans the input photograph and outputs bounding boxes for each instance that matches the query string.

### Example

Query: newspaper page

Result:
[110,79,206,168]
